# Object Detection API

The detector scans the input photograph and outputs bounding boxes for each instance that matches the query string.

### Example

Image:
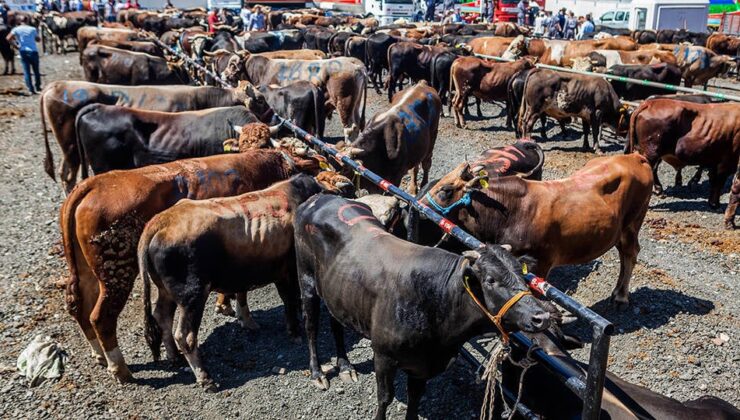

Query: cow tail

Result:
[518,68,537,137]
[138,224,162,361]
[312,85,321,137]
[60,183,89,322]
[625,102,643,154]
[40,91,56,181]
[361,71,367,129]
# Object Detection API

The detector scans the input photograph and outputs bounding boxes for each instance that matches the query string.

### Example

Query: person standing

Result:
[239,3,251,30]
[247,5,265,31]
[547,11,561,38]
[578,13,595,40]
[425,0,435,22]
[533,11,545,36]
[6,16,41,95]
[207,7,219,32]
[557,8,566,37]
[516,0,527,26]
[564,11,577,39]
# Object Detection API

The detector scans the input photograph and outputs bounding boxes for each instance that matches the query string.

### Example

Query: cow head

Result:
[420,161,488,217]
[460,245,551,334]
[237,81,274,123]
[315,171,356,198]
[222,52,249,86]
[571,57,594,73]
[224,122,272,152]
[501,35,526,60]
[615,103,632,136]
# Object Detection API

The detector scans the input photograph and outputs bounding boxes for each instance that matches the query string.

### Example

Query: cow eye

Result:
[437,187,452,201]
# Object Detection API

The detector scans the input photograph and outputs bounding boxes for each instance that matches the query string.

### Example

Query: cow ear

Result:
[562,333,585,350]
[462,250,481,264]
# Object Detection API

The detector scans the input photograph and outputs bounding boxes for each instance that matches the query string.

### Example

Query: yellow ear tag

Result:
[319,161,330,170]
[224,144,232,152]
[478,170,489,188]
[522,263,528,275]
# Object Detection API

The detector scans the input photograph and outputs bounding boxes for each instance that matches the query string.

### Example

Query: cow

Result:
[429,50,458,112]
[293,194,552,419]
[505,37,639,67]
[450,56,534,128]
[60,149,328,384]
[337,82,441,194]
[586,49,677,68]
[344,35,366,63]
[518,68,629,152]
[420,153,653,308]
[674,45,736,88]
[365,32,400,94]
[229,55,367,141]
[327,31,354,56]
[81,45,189,85]
[76,26,139,62]
[387,42,446,102]
[499,322,740,419]
[40,80,270,192]
[626,99,740,216]
[605,63,683,100]
[706,33,740,56]
[464,36,514,57]
[256,80,326,138]
[506,68,571,139]
[75,104,270,176]
[0,24,14,75]
[633,29,658,44]
[88,39,164,57]
[139,172,354,390]
[657,29,708,46]
[725,166,740,229]
[41,11,97,53]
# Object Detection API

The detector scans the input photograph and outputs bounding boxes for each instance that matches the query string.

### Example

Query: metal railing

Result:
[151,35,613,419]
[473,52,740,102]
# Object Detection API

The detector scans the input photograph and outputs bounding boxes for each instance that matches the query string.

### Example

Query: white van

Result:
[598,9,631,29]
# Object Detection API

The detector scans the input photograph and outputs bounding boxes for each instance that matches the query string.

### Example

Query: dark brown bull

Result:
[81,45,188,85]
[76,26,138,62]
[139,172,353,390]
[450,56,534,128]
[626,99,740,224]
[420,153,653,308]
[60,149,326,384]
[40,81,263,192]
[88,39,163,57]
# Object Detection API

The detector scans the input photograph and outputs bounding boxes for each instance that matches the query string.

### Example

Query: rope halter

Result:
[463,275,532,346]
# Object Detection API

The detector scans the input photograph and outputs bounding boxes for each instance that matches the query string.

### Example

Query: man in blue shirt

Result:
[579,13,595,40]
[248,5,265,31]
[6,15,41,94]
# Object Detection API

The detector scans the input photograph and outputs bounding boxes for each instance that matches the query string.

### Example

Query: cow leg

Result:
[372,70,382,94]
[652,161,665,196]
[476,98,483,118]
[214,293,235,316]
[68,252,107,367]
[174,290,215,392]
[537,115,547,141]
[581,119,590,148]
[708,168,730,210]
[91,274,136,383]
[674,168,684,187]
[613,228,640,309]
[373,352,398,420]
[330,317,357,383]
[421,156,432,191]
[591,116,602,154]
[303,292,328,390]
[236,292,260,331]
[408,166,419,195]
[405,376,427,420]
[453,90,467,128]
[152,291,182,366]
[274,274,301,341]
[688,167,703,187]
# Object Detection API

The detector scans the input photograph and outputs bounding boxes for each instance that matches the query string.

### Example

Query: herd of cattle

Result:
[9,4,737,419]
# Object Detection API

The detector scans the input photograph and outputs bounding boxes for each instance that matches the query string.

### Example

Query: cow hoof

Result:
[311,375,330,391]
[215,303,236,317]
[609,295,629,311]
[94,355,107,367]
[725,221,736,230]
[200,379,218,393]
[239,317,260,331]
[111,368,134,384]
[338,369,358,384]
[167,354,187,368]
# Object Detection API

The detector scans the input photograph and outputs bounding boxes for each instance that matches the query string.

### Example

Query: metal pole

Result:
[473,52,740,102]
[582,324,611,420]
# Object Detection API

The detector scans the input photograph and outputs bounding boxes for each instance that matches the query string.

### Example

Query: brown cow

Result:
[465,36,514,57]
[88,39,164,57]
[706,33,740,56]
[587,49,677,68]
[506,37,638,66]
[139,172,354,390]
[60,149,326,384]
[76,26,138,62]
[40,81,266,192]
[420,153,653,307]
[626,99,740,216]
[81,45,188,85]
[519,69,629,151]
[725,166,739,229]
[450,56,534,128]
[674,45,736,88]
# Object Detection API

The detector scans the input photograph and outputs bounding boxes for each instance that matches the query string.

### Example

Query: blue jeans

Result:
[20,51,41,94]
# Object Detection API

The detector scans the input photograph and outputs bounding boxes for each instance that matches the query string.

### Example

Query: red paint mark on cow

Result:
[237,190,290,220]
[337,203,377,226]
[366,226,387,238]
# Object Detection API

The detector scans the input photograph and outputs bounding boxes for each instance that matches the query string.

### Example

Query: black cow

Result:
[259,80,326,138]
[387,41,461,102]
[81,45,189,85]
[499,323,740,419]
[344,35,366,63]
[338,82,441,194]
[0,24,14,74]
[633,29,657,44]
[328,31,354,56]
[657,29,709,46]
[430,50,457,111]
[606,63,682,100]
[42,11,96,53]
[294,194,552,419]
[365,32,400,94]
[75,104,265,177]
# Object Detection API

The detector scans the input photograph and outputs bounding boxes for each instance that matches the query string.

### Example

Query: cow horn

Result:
[269,138,280,148]
[458,162,471,179]
[465,174,489,190]
[269,124,281,136]
[471,164,485,173]
[345,147,364,158]
[461,250,481,263]
[500,244,512,251]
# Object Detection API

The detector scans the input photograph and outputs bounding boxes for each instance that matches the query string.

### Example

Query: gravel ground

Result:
[0,53,737,419]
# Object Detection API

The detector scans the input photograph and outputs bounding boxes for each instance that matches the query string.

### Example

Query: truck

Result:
[312,0,416,25]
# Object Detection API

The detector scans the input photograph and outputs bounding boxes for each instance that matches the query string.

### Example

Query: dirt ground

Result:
[0,53,737,419]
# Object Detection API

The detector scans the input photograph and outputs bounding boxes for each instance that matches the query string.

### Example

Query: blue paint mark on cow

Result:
[138,93,148,107]
[110,90,131,105]
[196,170,208,195]
[326,59,342,74]
[307,62,321,83]
[277,63,289,82]
[71,89,88,103]
[287,62,302,81]
[62,89,69,104]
